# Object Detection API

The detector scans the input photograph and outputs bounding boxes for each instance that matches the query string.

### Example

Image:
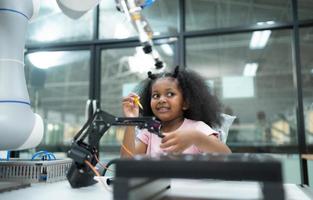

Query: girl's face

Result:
[150,77,187,122]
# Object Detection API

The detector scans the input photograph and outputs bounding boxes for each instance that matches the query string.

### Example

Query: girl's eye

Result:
[152,94,159,99]
[167,92,174,97]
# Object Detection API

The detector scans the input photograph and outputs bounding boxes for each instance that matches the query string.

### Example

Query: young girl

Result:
[121,66,231,157]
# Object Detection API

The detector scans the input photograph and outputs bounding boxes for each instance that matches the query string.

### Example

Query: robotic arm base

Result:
[66,161,97,188]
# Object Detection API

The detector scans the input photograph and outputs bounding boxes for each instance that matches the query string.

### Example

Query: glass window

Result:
[100,43,176,146]
[26,1,94,45]
[25,50,90,146]
[186,30,299,150]
[99,0,178,39]
[298,0,313,20]
[185,0,292,31]
[300,27,313,145]
[279,154,301,184]
[309,160,313,185]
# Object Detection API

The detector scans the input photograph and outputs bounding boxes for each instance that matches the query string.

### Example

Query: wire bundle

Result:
[31,150,56,161]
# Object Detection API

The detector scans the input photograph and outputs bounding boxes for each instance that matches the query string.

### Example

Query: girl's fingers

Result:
[122,96,133,102]
[128,92,138,96]
[123,95,139,105]
[122,99,133,105]
[127,93,140,100]
[160,139,176,149]
[163,146,181,153]
[162,147,173,153]
[161,133,175,143]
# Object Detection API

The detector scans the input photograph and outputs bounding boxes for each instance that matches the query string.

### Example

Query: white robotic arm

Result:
[58,0,164,69]
[115,0,164,69]
[0,0,162,151]
[0,0,43,150]
[0,0,101,151]
[56,0,100,19]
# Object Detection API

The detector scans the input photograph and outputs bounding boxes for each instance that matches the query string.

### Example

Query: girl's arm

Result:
[160,129,232,154]
[120,93,146,157]
[120,126,147,157]
[193,133,232,153]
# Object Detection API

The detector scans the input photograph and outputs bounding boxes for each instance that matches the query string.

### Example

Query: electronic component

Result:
[0,159,72,183]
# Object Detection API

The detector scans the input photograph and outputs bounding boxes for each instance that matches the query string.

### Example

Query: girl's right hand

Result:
[122,93,140,117]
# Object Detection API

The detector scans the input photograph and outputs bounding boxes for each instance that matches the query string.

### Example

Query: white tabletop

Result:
[0,178,312,200]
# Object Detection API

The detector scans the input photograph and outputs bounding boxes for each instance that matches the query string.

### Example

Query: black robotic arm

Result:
[66,109,162,188]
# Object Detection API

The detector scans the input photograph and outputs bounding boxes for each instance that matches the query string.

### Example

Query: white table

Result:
[1,179,312,200]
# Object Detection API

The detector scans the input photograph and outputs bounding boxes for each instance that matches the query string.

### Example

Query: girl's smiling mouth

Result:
[157,107,170,113]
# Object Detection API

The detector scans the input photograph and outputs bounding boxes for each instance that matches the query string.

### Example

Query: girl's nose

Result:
[158,95,166,103]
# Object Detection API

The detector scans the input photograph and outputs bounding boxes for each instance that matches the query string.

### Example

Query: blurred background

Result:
[23,0,313,185]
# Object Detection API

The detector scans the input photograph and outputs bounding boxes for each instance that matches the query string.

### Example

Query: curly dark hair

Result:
[135,67,222,128]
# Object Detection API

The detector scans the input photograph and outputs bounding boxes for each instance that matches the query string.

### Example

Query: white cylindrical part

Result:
[18,114,44,150]
[0,104,43,150]
[30,0,41,22]
[56,0,100,19]
[0,0,44,150]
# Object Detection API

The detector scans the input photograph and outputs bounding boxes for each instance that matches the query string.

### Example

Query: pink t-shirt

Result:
[136,118,219,156]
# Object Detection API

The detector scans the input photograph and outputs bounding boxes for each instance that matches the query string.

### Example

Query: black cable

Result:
[101,159,118,186]
[101,159,117,176]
